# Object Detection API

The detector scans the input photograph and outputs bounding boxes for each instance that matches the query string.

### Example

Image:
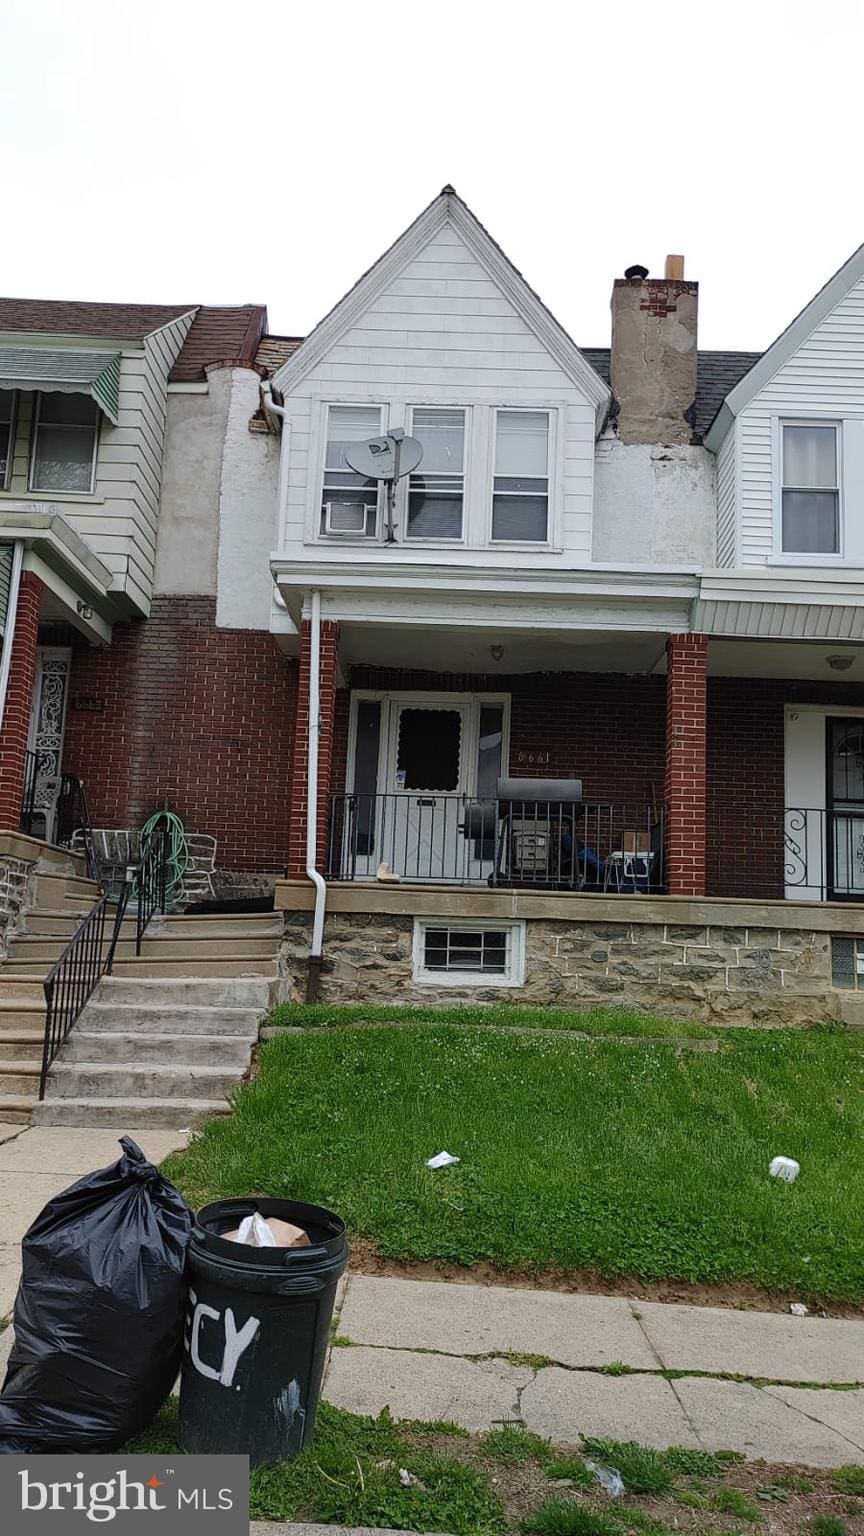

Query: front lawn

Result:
[165,1019,864,1303]
[125,1402,864,1534]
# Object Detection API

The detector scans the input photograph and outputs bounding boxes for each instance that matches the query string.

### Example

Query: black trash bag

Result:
[0,1135,192,1452]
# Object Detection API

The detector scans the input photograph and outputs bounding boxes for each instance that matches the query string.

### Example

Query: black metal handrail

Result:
[136,819,169,954]
[56,773,99,881]
[39,818,171,1098]
[19,749,46,838]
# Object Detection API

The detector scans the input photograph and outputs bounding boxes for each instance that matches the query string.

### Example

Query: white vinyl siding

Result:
[715,427,737,566]
[279,225,596,567]
[734,271,864,564]
[1,312,194,614]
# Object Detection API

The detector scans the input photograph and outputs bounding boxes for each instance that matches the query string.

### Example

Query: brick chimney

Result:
[610,256,698,445]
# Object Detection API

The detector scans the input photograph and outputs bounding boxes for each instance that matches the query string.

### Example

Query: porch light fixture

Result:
[827,654,855,671]
[76,600,93,620]
[490,644,505,662]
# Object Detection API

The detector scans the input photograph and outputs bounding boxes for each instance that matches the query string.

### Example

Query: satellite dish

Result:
[344,433,423,481]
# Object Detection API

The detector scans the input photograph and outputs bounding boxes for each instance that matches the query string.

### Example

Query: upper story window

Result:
[0,390,14,489]
[781,423,840,555]
[491,410,549,542]
[29,392,99,494]
[321,404,381,537]
[407,408,465,540]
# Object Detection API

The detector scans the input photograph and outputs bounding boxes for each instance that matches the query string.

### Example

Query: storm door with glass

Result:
[827,717,864,898]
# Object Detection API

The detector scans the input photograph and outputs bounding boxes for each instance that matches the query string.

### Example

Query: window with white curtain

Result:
[30,393,99,494]
[321,404,381,536]
[406,408,465,539]
[491,410,549,541]
[781,423,840,554]
[0,390,14,489]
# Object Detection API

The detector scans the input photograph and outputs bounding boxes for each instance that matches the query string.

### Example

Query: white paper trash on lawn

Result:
[426,1151,460,1169]
[769,1156,800,1182]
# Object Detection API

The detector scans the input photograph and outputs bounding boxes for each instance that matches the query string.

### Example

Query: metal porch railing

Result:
[327,794,665,891]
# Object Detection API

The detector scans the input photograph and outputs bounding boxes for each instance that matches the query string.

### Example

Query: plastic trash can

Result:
[178,1197,348,1465]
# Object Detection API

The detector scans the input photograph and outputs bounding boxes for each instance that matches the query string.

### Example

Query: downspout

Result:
[305,589,327,1001]
[262,386,329,999]
[0,540,24,733]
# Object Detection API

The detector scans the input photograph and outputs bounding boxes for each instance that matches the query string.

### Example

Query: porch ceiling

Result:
[337,622,669,675]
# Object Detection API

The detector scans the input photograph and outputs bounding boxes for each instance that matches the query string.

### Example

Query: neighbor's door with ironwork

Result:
[827,717,864,898]
[26,647,71,838]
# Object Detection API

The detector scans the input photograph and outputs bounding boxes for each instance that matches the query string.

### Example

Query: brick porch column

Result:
[665,632,708,897]
[0,571,42,831]
[287,617,340,878]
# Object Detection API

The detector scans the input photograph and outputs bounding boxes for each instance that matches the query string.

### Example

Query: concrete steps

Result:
[30,1097,231,1129]
[1,884,279,1128]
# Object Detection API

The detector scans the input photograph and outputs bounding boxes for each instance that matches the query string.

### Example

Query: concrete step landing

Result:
[31,1096,231,1129]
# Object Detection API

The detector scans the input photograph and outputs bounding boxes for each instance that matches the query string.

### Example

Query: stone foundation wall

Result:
[0,850,35,961]
[279,907,840,1027]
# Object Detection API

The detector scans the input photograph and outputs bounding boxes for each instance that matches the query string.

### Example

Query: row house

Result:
[3,188,864,1018]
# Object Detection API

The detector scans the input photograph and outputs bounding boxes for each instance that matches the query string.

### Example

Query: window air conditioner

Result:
[324,500,375,536]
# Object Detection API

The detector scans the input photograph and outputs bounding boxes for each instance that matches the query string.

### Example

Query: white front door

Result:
[342,692,509,881]
[384,701,469,879]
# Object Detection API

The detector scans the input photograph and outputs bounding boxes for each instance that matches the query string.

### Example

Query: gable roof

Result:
[584,347,762,442]
[0,296,273,385]
[169,305,268,381]
[0,297,194,338]
[271,186,611,428]
[704,240,864,450]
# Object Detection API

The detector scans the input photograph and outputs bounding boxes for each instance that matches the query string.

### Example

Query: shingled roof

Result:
[0,297,195,338]
[581,347,763,441]
[0,297,270,384]
[169,306,268,382]
[255,334,304,376]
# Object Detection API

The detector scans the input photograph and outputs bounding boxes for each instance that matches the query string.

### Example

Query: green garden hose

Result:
[140,809,189,908]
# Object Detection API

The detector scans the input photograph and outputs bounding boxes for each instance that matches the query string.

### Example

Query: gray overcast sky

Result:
[2,0,862,352]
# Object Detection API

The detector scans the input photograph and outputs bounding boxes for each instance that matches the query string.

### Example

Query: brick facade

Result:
[286,618,340,878]
[0,572,42,830]
[665,633,708,896]
[63,596,297,870]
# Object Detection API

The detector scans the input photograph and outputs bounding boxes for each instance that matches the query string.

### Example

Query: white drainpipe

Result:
[305,589,327,999]
[261,388,329,997]
[0,540,24,734]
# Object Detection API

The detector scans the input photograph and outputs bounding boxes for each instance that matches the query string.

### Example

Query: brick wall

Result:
[287,619,340,877]
[342,666,667,804]
[0,572,42,830]
[63,597,297,870]
[665,634,708,896]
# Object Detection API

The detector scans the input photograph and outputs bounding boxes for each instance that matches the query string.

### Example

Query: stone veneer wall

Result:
[279,909,839,1027]
[0,848,36,961]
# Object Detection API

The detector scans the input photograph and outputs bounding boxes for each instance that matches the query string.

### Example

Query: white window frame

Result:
[402,404,469,546]
[28,391,99,496]
[0,389,17,492]
[315,402,386,543]
[488,408,554,548]
[412,918,526,987]
[775,418,843,561]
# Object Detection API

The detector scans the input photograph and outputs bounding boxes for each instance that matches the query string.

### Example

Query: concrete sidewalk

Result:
[325,1275,864,1467]
[2,1125,863,1469]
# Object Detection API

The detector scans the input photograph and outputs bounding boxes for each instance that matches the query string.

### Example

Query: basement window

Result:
[831,936,864,989]
[413,919,525,987]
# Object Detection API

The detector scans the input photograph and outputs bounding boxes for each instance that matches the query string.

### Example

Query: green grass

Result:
[482,1426,553,1464]
[165,1023,864,1299]
[124,1400,504,1533]
[711,1487,762,1521]
[521,1502,621,1536]
[581,1440,674,1495]
[264,1000,715,1038]
[832,1466,864,1495]
[809,1518,850,1536]
[545,1458,595,1487]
